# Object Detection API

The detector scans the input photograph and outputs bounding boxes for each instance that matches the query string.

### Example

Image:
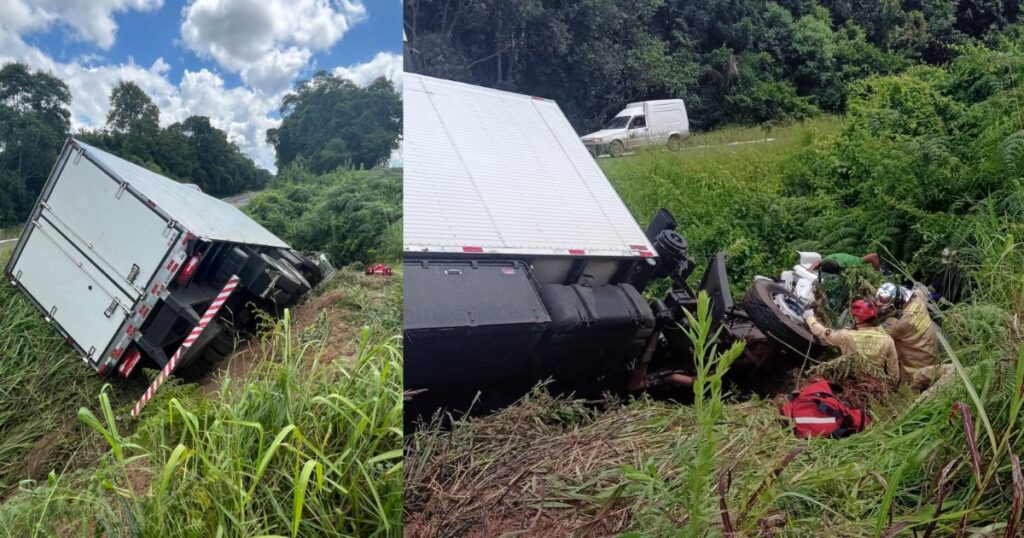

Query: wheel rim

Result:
[771,291,806,324]
[610,142,623,157]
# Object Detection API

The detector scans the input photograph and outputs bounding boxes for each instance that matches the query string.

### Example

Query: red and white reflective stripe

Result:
[131,275,240,417]
[118,348,142,378]
[793,416,837,425]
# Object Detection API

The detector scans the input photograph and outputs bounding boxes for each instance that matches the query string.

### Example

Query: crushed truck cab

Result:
[5,139,326,377]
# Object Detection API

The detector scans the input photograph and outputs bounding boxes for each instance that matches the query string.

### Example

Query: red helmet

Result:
[850,299,878,323]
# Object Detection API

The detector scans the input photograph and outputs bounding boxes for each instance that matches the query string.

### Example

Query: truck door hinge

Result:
[73,148,83,165]
[104,299,119,318]
[86,346,96,359]
[46,306,57,322]
[127,264,140,283]
[115,182,127,200]
[162,221,177,238]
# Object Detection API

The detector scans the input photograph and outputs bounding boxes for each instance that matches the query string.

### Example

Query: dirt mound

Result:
[195,291,357,394]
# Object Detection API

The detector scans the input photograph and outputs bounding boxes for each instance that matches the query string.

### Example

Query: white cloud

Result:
[333,51,402,89]
[181,0,366,93]
[0,0,394,172]
[0,28,280,170]
[0,0,162,50]
[389,139,402,168]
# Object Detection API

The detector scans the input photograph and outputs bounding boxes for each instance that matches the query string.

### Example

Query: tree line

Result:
[404,0,1022,133]
[0,63,401,227]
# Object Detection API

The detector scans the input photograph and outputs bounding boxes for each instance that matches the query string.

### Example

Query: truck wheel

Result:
[742,279,825,358]
[667,135,682,151]
[608,140,624,158]
[200,324,236,365]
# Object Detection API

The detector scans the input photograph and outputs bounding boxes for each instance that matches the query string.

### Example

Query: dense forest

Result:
[405,0,1022,133]
[0,64,401,228]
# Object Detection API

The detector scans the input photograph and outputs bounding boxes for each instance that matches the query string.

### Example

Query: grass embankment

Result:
[0,262,403,536]
[407,43,1024,535]
[601,117,842,296]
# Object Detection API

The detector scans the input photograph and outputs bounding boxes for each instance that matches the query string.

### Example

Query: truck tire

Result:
[667,135,682,151]
[742,279,825,358]
[200,324,236,365]
[609,140,624,158]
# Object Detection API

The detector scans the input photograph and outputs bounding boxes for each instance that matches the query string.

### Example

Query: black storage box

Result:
[404,259,551,388]
[536,283,655,384]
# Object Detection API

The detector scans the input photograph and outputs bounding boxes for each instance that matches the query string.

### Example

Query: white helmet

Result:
[876,282,909,309]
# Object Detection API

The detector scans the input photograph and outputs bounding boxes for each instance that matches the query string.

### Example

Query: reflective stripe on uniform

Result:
[794,416,838,424]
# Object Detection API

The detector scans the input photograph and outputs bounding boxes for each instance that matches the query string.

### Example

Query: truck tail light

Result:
[118,348,142,378]
[176,254,201,285]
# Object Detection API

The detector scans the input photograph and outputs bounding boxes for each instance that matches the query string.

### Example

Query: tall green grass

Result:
[0,270,403,536]
[602,117,843,295]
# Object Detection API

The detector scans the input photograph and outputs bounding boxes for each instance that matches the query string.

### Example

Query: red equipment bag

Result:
[780,379,869,439]
[365,264,393,276]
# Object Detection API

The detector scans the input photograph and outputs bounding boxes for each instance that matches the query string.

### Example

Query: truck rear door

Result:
[9,146,180,360]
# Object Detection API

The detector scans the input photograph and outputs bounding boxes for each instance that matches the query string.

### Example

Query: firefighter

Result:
[875,283,949,390]
[802,299,902,384]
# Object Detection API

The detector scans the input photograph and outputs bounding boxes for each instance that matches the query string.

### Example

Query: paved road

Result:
[222,191,255,208]
[595,137,777,158]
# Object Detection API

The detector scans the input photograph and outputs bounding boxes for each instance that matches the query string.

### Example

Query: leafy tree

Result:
[0,63,70,224]
[267,72,401,173]
[106,81,159,135]
[246,167,402,265]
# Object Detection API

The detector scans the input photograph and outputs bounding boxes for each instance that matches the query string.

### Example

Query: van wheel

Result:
[668,135,682,151]
[608,140,624,158]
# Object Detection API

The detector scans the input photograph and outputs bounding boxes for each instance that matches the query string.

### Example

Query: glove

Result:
[801,309,816,322]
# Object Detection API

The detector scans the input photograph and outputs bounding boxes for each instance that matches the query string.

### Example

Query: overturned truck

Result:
[5,139,325,378]
[404,74,825,418]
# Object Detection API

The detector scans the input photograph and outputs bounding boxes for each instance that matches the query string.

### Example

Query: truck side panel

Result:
[46,152,179,298]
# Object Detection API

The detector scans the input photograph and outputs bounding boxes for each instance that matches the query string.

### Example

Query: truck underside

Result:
[404,209,827,424]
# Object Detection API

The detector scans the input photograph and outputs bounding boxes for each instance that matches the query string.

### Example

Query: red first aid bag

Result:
[365,264,393,276]
[780,379,869,439]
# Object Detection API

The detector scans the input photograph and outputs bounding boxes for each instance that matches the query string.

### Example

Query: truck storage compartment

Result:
[404,259,551,388]
[5,139,322,377]
[535,283,655,385]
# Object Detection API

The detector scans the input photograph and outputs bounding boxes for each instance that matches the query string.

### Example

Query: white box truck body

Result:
[404,73,658,287]
[6,139,324,377]
[581,99,690,157]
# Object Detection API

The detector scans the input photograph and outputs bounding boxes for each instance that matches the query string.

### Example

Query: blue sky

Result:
[0,0,403,170]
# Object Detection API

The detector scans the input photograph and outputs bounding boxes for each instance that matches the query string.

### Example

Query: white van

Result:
[581,99,689,157]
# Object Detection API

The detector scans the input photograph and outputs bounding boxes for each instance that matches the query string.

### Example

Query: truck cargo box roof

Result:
[404,74,656,258]
[74,140,288,249]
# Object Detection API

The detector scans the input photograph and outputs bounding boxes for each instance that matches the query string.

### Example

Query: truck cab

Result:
[581,99,689,157]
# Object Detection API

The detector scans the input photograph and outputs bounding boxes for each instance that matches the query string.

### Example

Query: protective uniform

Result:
[806,314,902,384]
[879,287,941,388]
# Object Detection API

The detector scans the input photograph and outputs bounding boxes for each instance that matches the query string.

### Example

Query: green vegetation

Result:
[406,0,1018,133]
[246,166,403,267]
[268,73,402,173]
[0,66,271,226]
[406,36,1024,536]
[0,260,403,536]
[603,116,842,295]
